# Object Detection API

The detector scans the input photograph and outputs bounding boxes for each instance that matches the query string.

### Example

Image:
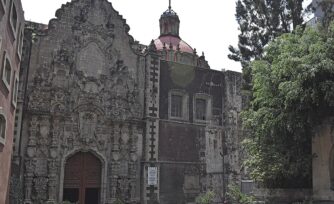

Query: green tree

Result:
[242,23,334,188]
[228,0,305,88]
[227,184,254,204]
[195,191,215,204]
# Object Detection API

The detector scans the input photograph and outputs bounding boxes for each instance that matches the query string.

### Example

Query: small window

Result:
[168,90,189,120]
[195,98,206,120]
[164,22,168,34]
[171,94,182,117]
[2,53,11,90]
[0,108,6,145]
[0,0,5,20]
[193,93,212,123]
[9,3,18,35]
[5,59,10,82]
[12,75,18,107]
[16,26,24,59]
[11,4,17,29]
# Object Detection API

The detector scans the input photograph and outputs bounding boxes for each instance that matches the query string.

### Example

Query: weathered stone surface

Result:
[313,118,334,202]
[16,0,145,203]
[12,1,244,204]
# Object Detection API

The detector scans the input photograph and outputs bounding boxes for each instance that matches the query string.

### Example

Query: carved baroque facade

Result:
[11,0,243,204]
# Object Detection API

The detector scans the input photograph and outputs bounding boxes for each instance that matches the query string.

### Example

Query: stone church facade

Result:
[10,0,243,203]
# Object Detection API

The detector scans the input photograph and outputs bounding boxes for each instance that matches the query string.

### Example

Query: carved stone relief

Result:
[24,38,143,204]
[24,115,143,203]
[20,0,147,203]
[77,42,106,77]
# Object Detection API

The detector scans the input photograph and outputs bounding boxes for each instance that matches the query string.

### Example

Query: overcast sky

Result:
[20,0,314,72]
[21,0,241,72]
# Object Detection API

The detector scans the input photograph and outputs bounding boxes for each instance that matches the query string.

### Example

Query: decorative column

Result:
[108,123,121,203]
[143,41,161,204]
[24,160,35,204]
[47,159,58,204]
[24,116,38,204]
[130,124,139,202]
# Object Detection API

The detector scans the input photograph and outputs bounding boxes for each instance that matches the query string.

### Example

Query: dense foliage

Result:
[228,0,305,87]
[195,191,215,204]
[227,184,254,204]
[242,23,334,188]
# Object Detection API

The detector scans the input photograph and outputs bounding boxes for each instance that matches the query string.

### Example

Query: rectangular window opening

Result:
[0,114,6,142]
[12,76,18,106]
[196,98,206,120]
[5,58,11,84]
[11,4,17,30]
[171,94,182,118]
[0,0,5,20]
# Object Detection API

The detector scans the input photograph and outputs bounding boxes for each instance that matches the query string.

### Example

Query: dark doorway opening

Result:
[63,188,79,203]
[85,188,100,204]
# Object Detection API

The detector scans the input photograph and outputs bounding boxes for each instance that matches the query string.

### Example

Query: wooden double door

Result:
[63,152,102,204]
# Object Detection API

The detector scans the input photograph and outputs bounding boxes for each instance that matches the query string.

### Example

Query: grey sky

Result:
[21,0,313,72]
[22,0,241,72]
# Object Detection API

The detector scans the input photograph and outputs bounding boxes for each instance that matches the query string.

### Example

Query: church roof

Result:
[155,2,193,54]
[154,35,193,53]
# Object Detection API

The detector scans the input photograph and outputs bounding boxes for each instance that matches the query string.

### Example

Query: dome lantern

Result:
[159,0,180,37]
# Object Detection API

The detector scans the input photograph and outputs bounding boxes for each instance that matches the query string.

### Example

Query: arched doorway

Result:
[63,152,102,204]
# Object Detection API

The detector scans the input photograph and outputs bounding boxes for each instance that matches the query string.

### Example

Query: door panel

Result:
[85,188,100,204]
[63,152,101,204]
[63,188,79,203]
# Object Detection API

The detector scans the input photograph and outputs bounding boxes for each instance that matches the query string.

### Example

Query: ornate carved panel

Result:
[77,42,106,78]
[21,1,145,203]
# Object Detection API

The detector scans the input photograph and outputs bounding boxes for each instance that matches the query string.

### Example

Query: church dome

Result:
[154,36,193,53]
[155,3,193,54]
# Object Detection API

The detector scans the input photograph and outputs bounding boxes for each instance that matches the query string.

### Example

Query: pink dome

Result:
[154,35,193,53]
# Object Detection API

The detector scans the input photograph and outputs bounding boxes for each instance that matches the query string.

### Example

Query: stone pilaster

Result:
[143,41,160,204]
[23,159,35,204]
